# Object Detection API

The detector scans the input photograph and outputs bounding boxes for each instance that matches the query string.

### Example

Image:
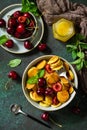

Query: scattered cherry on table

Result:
[24,40,33,49]
[38,43,47,51]
[5,39,14,48]
[8,70,19,80]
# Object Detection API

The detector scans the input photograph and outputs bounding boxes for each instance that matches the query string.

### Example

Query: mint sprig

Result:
[21,0,40,16]
[66,34,87,71]
[27,69,45,84]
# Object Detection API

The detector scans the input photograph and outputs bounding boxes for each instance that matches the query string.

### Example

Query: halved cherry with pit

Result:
[52,82,62,92]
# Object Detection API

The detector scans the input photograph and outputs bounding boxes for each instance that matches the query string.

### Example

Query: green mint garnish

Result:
[66,33,87,71]
[0,35,8,45]
[8,59,22,67]
[27,69,45,84]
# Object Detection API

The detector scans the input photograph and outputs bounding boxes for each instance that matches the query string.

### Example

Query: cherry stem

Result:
[49,117,62,128]
[5,79,13,90]
[27,26,38,30]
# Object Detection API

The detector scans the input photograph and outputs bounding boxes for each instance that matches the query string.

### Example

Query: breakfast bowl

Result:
[22,55,78,111]
[6,10,37,41]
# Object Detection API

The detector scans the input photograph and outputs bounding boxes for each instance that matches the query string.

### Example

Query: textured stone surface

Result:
[0,0,87,130]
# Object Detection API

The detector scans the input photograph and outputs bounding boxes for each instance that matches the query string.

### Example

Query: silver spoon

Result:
[56,67,78,92]
[10,104,51,129]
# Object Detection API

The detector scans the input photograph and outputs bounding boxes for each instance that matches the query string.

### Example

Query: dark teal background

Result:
[0,0,87,130]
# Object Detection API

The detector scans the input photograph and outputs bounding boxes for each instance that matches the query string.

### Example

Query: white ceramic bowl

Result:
[7,11,37,41]
[22,55,78,111]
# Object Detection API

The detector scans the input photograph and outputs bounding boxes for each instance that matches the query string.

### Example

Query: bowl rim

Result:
[22,55,78,111]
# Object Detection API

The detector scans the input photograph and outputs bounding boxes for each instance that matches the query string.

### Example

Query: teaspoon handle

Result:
[19,110,51,129]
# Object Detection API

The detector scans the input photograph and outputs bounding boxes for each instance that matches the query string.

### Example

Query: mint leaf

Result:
[71,58,81,65]
[0,35,8,45]
[27,75,38,84]
[76,61,84,71]
[27,69,45,84]
[72,50,77,60]
[77,52,84,59]
[66,45,77,50]
[79,42,87,49]
[8,59,22,67]
[38,69,45,78]
[66,33,87,71]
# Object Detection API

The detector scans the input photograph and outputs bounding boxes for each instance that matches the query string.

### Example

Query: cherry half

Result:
[52,82,62,92]
[45,64,53,73]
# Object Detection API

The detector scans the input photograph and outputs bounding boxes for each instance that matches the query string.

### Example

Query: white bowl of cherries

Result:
[22,55,78,111]
[0,10,37,51]
[6,10,37,41]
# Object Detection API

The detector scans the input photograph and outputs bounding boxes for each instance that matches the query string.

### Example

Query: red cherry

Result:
[0,19,6,27]
[14,32,21,38]
[5,39,14,48]
[38,78,46,87]
[7,27,15,35]
[41,112,49,121]
[23,12,31,18]
[13,11,22,18]
[52,96,59,105]
[16,24,25,34]
[45,64,53,73]
[52,82,62,92]
[37,87,45,95]
[8,18,17,27]
[23,30,32,38]
[24,41,33,49]
[45,87,54,96]
[38,43,47,51]
[8,71,18,80]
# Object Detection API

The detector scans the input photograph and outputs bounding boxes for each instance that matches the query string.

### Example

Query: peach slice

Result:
[47,56,59,64]
[27,67,38,77]
[26,83,36,89]
[39,101,50,107]
[39,96,52,107]
[67,70,74,81]
[46,72,60,84]
[51,102,62,108]
[57,90,69,103]
[69,86,74,94]
[36,60,47,69]
[52,64,63,71]
[50,59,62,68]
[30,91,44,101]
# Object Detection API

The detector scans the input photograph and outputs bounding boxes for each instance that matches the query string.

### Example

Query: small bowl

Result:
[7,11,37,41]
[22,55,78,111]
